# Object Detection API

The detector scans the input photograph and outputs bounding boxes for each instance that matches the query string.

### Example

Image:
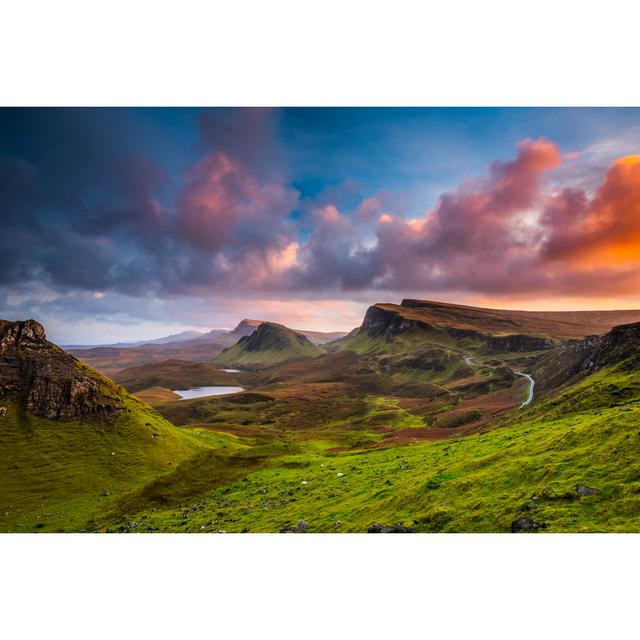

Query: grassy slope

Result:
[214,323,324,368]
[6,315,640,532]
[86,359,640,533]
[0,382,205,532]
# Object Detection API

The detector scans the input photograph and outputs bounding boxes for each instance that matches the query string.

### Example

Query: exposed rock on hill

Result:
[486,334,554,352]
[357,303,556,353]
[0,319,123,421]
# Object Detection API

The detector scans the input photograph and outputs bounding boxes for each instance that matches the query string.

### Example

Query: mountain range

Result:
[67,319,346,377]
[3,298,640,532]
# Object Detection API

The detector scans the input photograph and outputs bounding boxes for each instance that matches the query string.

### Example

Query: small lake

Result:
[172,386,244,400]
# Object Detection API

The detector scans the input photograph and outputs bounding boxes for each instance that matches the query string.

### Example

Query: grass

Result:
[0,396,202,532]
[72,362,640,533]
[5,320,640,532]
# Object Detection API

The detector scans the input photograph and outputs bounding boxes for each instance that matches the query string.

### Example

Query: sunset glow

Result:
[2,108,640,342]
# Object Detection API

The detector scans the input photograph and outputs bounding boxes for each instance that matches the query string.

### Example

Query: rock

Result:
[336,472,345,478]
[0,406,6,417]
[296,519,308,532]
[368,524,413,533]
[518,501,537,512]
[576,484,598,497]
[511,517,548,533]
[486,334,555,353]
[0,319,123,421]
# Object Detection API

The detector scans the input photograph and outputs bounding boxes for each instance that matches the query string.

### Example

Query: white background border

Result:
[2,1,640,638]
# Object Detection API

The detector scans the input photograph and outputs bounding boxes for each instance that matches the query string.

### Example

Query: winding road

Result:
[463,353,535,409]
[514,372,535,408]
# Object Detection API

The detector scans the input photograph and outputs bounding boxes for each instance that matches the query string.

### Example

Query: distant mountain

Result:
[70,319,349,376]
[214,322,323,369]
[65,329,206,350]
[295,329,348,345]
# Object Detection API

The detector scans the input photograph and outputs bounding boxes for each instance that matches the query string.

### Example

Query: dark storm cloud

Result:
[3,107,640,328]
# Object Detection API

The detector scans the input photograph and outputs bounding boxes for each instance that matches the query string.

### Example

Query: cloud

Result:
[542,155,640,267]
[176,151,298,254]
[3,108,640,342]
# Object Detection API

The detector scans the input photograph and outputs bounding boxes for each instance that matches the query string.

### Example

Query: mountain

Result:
[214,322,324,369]
[69,337,232,377]
[64,330,206,350]
[0,319,202,532]
[295,329,349,345]
[206,319,346,346]
[340,298,640,354]
[6,309,640,533]
[70,319,348,376]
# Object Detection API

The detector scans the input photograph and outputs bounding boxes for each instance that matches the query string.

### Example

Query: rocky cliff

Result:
[359,304,555,353]
[0,319,123,421]
[361,305,433,340]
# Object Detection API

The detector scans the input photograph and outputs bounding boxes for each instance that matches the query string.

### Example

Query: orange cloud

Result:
[542,155,640,267]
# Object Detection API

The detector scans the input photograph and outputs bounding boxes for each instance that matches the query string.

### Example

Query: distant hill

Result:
[113,359,238,393]
[214,322,323,369]
[64,329,206,350]
[71,319,347,376]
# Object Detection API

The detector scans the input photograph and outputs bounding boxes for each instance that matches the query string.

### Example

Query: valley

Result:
[2,299,640,533]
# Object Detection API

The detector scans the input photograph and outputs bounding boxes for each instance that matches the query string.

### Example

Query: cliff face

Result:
[589,322,640,371]
[360,304,555,353]
[361,305,433,340]
[485,334,555,353]
[0,319,123,421]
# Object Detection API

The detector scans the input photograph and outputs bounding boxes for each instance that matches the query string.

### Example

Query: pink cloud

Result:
[176,151,298,254]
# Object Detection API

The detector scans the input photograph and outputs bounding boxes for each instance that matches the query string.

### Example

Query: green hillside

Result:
[214,321,323,369]
[88,356,640,533]
[5,313,640,533]
[0,319,203,531]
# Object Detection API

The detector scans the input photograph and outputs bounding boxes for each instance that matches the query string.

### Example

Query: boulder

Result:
[511,517,548,533]
[368,524,413,533]
[576,484,598,497]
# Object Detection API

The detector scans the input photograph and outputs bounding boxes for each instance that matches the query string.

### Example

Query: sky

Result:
[1,107,640,344]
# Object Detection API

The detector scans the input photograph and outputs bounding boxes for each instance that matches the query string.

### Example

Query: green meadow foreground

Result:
[2,300,640,533]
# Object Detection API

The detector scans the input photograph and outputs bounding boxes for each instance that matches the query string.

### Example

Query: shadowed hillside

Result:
[214,322,324,369]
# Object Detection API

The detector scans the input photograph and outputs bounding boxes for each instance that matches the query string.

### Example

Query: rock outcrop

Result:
[0,319,123,421]
[359,304,555,353]
[485,334,555,353]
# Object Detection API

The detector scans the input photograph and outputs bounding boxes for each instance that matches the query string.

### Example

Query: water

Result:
[515,372,535,408]
[222,369,243,373]
[172,386,244,400]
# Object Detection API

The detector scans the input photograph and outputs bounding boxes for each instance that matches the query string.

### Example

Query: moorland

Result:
[3,299,640,533]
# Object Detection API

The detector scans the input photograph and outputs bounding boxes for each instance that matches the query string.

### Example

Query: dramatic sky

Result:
[2,107,640,343]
